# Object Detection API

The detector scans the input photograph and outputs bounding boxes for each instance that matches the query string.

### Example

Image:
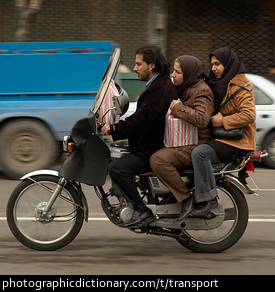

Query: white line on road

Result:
[251,189,275,191]
[0,217,275,222]
[0,217,109,221]
[248,219,275,222]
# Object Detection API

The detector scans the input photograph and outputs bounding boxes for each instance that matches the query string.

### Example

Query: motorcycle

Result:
[6,48,268,253]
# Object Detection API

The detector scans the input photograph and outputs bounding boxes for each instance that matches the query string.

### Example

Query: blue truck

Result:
[0,41,115,179]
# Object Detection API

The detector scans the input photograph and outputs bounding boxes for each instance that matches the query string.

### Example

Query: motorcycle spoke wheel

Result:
[7,175,84,251]
[177,184,248,253]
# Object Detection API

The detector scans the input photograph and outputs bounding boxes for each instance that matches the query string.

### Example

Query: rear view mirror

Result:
[112,95,129,116]
[112,96,123,115]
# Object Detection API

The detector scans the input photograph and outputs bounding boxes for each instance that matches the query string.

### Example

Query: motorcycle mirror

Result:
[112,96,123,115]
[112,95,129,116]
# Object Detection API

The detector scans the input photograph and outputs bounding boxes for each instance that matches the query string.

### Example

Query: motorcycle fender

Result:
[223,175,247,195]
[21,170,59,180]
[20,169,89,222]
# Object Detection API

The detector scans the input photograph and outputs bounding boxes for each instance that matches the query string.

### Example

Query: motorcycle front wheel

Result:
[176,183,248,253]
[6,175,84,251]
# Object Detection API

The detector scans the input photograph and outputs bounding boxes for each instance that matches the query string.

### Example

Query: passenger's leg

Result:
[150,148,190,203]
[191,144,220,203]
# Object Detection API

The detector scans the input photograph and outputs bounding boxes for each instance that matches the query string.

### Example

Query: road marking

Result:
[251,189,275,191]
[0,217,274,222]
[0,217,109,221]
[248,219,275,222]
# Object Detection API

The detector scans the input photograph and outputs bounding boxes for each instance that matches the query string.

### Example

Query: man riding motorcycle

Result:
[101,44,177,227]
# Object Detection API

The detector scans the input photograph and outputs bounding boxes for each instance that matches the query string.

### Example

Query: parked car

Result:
[247,73,275,168]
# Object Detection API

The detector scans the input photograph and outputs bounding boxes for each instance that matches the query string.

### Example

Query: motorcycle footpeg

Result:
[141,216,156,226]
[119,215,156,229]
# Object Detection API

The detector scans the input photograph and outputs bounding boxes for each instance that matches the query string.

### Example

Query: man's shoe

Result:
[119,209,153,228]
[193,198,218,217]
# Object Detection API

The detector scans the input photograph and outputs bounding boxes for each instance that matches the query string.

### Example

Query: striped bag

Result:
[164,107,198,147]
[98,79,120,124]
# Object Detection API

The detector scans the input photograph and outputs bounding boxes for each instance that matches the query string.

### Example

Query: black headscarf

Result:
[206,47,246,110]
[176,55,209,96]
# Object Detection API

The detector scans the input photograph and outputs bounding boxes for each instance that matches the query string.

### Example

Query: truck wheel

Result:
[0,119,60,179]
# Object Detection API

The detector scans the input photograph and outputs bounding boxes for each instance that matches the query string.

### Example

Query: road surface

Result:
[0,168,274,275]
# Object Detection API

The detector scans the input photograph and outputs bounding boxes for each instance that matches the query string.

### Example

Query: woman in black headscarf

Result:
[150,55,214,220]
[207,47,246,110]
[191,47,256,216]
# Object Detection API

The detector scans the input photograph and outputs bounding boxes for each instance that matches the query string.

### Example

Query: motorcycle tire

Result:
[176,182,249,253]
[7,175,84,251]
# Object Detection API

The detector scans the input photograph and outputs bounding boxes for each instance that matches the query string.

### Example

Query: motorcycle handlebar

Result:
[250,150,268,161]
[97,123,106,132]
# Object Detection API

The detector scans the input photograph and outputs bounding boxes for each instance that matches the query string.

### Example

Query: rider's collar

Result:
[146,73,160,89]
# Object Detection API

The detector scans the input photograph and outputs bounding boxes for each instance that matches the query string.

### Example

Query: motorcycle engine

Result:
[119,205,135,223]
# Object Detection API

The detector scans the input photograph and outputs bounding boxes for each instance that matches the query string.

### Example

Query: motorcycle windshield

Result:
[59,48,121,186]
[90,47,121,117]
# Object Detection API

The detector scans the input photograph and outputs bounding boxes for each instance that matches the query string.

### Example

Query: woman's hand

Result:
[170,99,181,109]
[211,112,223,127]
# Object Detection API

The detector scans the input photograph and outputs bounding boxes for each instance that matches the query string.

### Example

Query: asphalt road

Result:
[0,167,274,275]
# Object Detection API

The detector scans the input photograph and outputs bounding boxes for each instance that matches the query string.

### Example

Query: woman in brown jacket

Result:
[150,55,214,220]
[191,47,256,216]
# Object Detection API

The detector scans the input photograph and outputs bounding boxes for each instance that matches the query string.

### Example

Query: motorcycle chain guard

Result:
[146,203,225,230]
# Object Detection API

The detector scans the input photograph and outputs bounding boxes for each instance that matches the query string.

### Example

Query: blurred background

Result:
[1,0,275,75]
[1,0,275,179]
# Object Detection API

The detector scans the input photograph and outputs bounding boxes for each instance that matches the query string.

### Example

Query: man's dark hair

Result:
[135,44,170,73]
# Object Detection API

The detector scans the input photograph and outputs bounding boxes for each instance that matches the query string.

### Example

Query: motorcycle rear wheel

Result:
[7,175,84,251]
[176,183,248,253]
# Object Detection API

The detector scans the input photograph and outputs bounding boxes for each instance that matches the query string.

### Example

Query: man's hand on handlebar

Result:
[101,124,111,135]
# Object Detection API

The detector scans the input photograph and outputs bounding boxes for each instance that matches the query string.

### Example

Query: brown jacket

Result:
[217,74,256,151]
[167,79,214,167]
